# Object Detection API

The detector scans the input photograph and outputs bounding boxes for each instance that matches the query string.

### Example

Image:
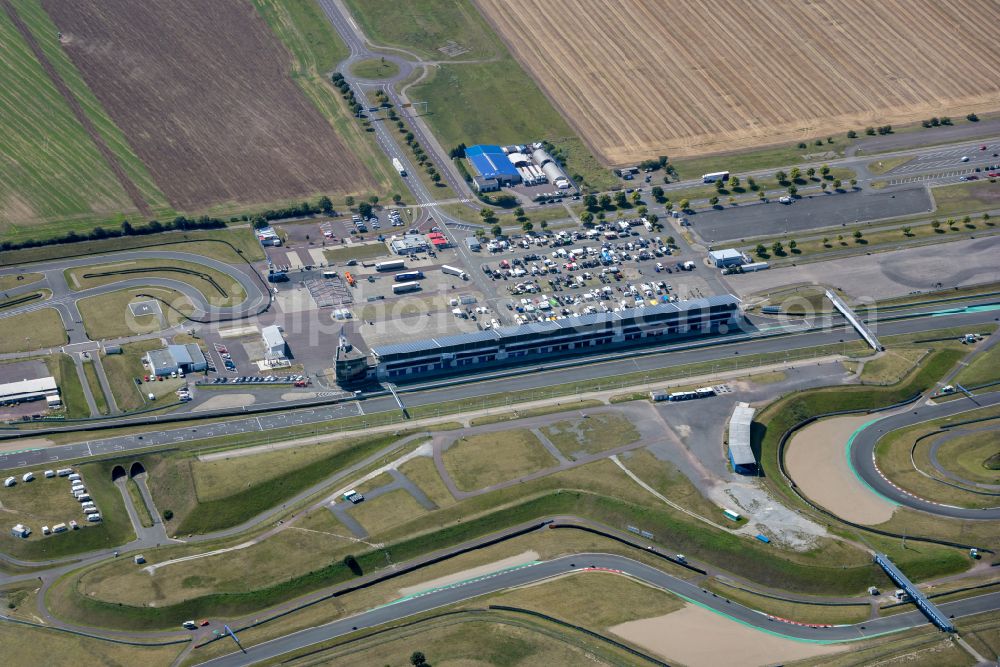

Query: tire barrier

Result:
[82,266,229,298]
[193,520,553,649]
[0,291,44,310]
[0,614,187,647]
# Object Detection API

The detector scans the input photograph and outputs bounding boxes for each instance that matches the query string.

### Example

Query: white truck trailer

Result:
[392,281,421,294]
[442,265,469,280]
[392,157,407,176]
[376,259,406,272]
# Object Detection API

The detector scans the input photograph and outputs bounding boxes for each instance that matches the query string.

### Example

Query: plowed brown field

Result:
[477,0,1000,164]
[42,0,372,211]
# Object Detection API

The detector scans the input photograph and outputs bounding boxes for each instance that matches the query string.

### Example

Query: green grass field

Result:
[79,522,354,608]
[740,214,997,262]
[77,287,191,340]
[489,571,684,627]
[0,1,170,241]
[955,342,1000,387]
[0,623,182,667]
[342,0,505,60]
[876,406,1000,508]
[350,57,400,79]
[933,429,1000,486]
[126,478,153,528]
[101,340,184,413]
[65,258,248,307]
[350,488,429,534]
[45,353,88,419]
[341,0,615,189]
[397,456,456,508]
[670,138,851,181]
[443,429,557,491]
[277,616,617,667]
[191,439,378,501]
[0,308,66,353]
[156,432,404,535]
[410,60,616,189]
[1,458,135,560]
[540,413,640,460]
[81,359,109,415]
[251,0,400,198]
[704,581,870,625]
[859,348,929,385]
[48,453,900,631]
[0,228,266,266]
[867,156,914,175]
[932,179,1000,217]
[0,272,42,290]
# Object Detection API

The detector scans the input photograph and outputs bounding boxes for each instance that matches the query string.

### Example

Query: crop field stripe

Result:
[0,0,151,216]
[0,9,134,225]
[476,0,1000,163]
[41,0,375,211]
[14,0,169,212]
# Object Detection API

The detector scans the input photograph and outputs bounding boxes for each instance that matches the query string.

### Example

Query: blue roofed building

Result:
[466,144,521,190]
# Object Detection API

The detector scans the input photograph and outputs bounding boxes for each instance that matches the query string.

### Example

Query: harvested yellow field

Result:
[476,0,1000,163]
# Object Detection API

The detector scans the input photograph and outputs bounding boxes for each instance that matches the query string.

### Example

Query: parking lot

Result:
[687,187,933,243]
[459,220,721,325]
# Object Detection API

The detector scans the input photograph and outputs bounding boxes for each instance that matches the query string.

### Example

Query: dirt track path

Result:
[0,0,151,218]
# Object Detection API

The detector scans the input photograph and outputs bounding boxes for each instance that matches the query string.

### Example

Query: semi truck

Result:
[392,281,421,294]
[376,259,406,272]
[442,265,469,280]
[394,270,424,281]
[702,171,730,183]
[392,157,407,176]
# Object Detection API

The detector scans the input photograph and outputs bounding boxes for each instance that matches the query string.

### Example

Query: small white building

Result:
[262,325,286,358]
[389,236,429,255]
[708,248,746,268]
[728,402,757,474]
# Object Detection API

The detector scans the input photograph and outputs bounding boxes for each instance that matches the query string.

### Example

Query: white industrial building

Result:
[389,236,429,255]
[145,345,208,377]
[0,376,59,406]
[531,148,571,189]
[709,249,746,268]
[728,402,757,474]
[262,325,286,358]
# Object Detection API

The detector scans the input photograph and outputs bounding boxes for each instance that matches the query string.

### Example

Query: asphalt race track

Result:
[194,552,1000,667]
[848,391,1000,520]
[0,249,269,326]
[1,301,998,471]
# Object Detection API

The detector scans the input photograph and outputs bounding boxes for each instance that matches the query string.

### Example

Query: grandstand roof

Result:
[371,295,739,359]
[466,144,520,181]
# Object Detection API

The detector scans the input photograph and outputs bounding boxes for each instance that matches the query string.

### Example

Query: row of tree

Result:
[0,215,227,252]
